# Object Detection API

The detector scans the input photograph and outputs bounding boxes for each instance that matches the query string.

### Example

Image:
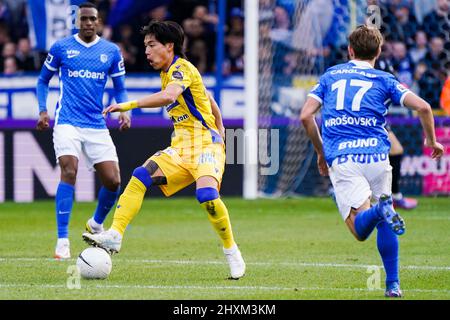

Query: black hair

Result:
[141,20,186,59]
[79,2,97,10]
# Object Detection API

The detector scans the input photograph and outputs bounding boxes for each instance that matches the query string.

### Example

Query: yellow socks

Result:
[201,198,236,249]
[111,176,147,235]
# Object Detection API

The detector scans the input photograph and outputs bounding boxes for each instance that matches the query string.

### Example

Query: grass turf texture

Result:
[0,197,449,300]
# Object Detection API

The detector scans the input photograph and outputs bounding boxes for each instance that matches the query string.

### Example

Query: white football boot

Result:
[82,228,122,254]
[54,238,71,260]
[223,244,246,279]
[85,217,105,234]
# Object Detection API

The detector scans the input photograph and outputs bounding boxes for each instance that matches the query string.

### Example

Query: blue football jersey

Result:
[44,34,125,128]
[308,60,410,165]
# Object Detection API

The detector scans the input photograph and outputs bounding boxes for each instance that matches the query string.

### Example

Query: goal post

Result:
[243,0,336,198]
[243,0,259,199]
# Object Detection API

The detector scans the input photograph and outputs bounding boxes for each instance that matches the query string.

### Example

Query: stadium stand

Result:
[0,0,244,76]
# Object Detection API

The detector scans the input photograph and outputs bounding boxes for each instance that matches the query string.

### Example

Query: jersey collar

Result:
[74,33,100,47]
[349,60,373,69]
[165,55,179,72]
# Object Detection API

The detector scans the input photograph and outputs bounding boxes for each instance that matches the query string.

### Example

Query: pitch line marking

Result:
[132,259,450,271]
[0,257,449,271]
[0,283,449,295]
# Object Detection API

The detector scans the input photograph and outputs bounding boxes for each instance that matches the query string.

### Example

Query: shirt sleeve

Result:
[166,63,192,91]
[44,42,61,72]
[110,46,126,77]
[307,76,325,104]
[36,66,55,113]
[112,74,128,103]
[386,75,411,107]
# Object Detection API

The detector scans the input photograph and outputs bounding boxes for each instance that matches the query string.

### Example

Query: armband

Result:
[119,100,138,111]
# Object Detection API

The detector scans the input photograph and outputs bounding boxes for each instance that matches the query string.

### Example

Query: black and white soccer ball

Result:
[76,247,112,279]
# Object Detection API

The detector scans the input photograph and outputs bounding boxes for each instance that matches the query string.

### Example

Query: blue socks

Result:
[56,182,120,238]
[354,207,400,287]
[55,182,75,238]
[93,186,120,224]
[354,205,382,240]
[377,221,399,286]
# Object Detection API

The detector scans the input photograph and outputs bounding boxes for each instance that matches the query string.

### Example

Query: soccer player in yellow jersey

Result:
[82,20,245,279]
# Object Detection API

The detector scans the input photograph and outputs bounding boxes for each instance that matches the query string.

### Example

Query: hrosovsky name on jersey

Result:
[325,116,377,127]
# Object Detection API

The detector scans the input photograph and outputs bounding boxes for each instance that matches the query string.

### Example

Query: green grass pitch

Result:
[0,197,449,300]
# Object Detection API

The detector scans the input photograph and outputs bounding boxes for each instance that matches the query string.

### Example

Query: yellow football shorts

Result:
[148,143,226,196]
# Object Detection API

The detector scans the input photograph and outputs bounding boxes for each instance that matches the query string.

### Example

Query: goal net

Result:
[256,0,353,197]
[253,0,450,198]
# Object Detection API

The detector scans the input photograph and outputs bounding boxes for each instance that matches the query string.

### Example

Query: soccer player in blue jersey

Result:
[300,25,444,297]
[36,2,131,259]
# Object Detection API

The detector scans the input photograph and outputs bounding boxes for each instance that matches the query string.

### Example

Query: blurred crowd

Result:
[2,0,450,112]
[264,0,450,111]
[371,0,450,112]
[0,0,244,75]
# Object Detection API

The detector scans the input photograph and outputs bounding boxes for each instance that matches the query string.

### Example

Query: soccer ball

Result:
[76,247,112,279]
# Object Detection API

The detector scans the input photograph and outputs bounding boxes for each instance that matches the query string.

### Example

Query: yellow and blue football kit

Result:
[149,56,225,197]
[110,56,236,249]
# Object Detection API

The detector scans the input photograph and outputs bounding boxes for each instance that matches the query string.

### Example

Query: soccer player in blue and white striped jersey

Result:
[36,2,131,260]
[301,25,444,297]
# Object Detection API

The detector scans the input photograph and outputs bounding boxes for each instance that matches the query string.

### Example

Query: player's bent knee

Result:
[151,176,167,185]
[144,160,160,176]
[196,175,219,189]
[113,177,121,189]
[353,233,366,242]
[132,166,153,188]
[350,224,367,242]
[196,187,219,204]
[104,179,120,192]
[346,214,366,242]
[104,174,120,190]
[61,168,77,184]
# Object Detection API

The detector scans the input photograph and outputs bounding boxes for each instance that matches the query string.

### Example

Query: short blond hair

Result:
[348,25,384,60]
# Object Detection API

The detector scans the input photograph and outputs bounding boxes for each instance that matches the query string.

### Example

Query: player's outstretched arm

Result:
[207,91,225,141]
[300,97,328,176]
[402,93,445,159]
[103,84,184,115]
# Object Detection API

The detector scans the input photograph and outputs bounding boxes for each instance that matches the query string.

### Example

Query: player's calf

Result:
[196,187,235,248]
[351,205,382,241]
[196,187,246,279]
[89,186,120,229]
[110,166,152,235]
